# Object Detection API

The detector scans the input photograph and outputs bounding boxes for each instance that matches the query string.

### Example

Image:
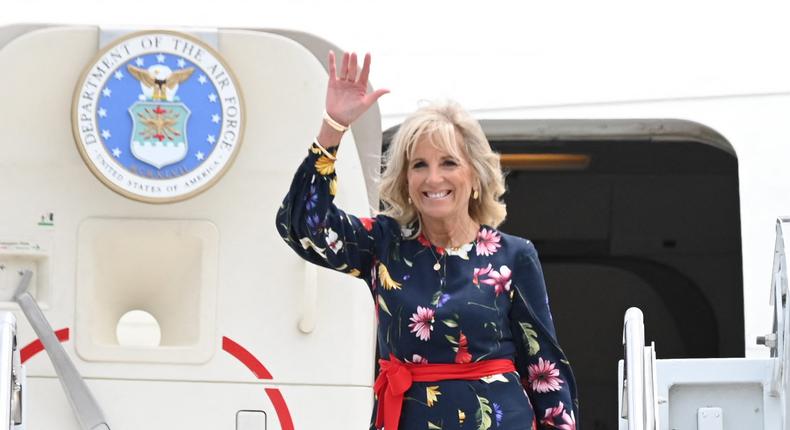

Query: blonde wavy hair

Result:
[378,101,507,232]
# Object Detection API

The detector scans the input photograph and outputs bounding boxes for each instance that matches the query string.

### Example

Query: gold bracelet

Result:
[313,137,337,161]
[323,110,350,133]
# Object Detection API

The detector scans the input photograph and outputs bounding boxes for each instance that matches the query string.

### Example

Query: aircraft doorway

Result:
[484,119,743,430]
[384,118,742,430]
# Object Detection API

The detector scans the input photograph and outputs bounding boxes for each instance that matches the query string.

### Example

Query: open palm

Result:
[326,51,389,126]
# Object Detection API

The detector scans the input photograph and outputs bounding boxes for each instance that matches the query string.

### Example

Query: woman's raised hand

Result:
[325,51,389,127]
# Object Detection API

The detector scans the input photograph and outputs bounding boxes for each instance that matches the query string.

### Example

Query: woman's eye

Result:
[412,161,426,168]
[442,159,458,167]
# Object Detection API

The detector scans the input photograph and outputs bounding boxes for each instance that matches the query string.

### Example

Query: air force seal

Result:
[72,31,244,203]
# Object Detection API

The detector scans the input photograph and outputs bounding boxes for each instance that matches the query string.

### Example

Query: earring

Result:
[473,189,479,200]
[408,197,412,205]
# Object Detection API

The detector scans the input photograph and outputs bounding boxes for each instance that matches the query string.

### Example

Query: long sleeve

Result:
[510,241,579,430]
[276,142,382,285]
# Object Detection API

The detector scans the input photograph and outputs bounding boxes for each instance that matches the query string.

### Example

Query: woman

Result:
[276,51,578,430]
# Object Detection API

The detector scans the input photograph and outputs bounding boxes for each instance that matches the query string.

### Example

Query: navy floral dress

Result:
[276,142,579,430]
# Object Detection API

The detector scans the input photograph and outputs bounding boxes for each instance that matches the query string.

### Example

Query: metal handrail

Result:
[622,307,658,430]
[644,341,658,430]
[0,312,16,429]
[13,271,109,430]
[766,217,790,427]
[767,218,790,397]
[623,307,646,430]
[0,311,22,430]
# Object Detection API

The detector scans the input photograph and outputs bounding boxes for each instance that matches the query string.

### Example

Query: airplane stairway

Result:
[619,217,790,430]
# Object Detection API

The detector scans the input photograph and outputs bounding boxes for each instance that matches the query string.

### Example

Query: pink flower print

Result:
[476,228,502,256]
[527,357,564,393]
[408,306,435,341]
[543,403,563,421]
[473,264,493,286]
[481,265,512,296]
[407,354,428,364]
[542,402,576,430]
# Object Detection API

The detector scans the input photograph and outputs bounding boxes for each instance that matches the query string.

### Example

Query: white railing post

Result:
[623,307,646,430]
[0,312,15,429]
[763,217,790,430]
[0,311,23,430]
[298,262,318,334]
[775,218,790,429]
[622,307,659,430]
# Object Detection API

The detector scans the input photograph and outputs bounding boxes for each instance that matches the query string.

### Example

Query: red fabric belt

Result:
[373,354,516,430]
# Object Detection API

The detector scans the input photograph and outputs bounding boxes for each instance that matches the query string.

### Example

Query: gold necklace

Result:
[427,244,444,271]
[427,244,448,289]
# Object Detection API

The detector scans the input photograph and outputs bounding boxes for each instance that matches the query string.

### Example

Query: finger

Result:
[364,88,390,105]
[348,52,358,81]
[328,50,337,80]
[358,52,371,86]
[340,52,349,80]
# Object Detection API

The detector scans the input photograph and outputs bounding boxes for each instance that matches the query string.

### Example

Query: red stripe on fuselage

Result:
[266,388,295,430]
[21,331,295,430]
[20,328,70,364]
[222,336,295,430]
[221,336,274,379]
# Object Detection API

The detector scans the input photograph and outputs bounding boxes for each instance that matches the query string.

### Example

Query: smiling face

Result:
[406,132,477,225]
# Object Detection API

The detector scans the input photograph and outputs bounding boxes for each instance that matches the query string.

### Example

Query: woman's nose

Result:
[426,166,443,184]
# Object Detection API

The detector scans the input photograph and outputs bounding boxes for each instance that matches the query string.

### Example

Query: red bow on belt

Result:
[373,354,516,430]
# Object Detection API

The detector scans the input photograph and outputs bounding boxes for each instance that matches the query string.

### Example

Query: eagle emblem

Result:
[127,64,195,101]
[72,31,243,203]
[127,64,194,168]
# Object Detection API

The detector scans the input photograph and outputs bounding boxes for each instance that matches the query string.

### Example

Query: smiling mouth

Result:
[423,190,451,200]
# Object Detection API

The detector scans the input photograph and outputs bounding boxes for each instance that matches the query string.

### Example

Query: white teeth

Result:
[425,191,450,199]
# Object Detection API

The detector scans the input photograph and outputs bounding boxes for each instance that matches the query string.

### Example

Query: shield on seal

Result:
[128,101,191,169]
